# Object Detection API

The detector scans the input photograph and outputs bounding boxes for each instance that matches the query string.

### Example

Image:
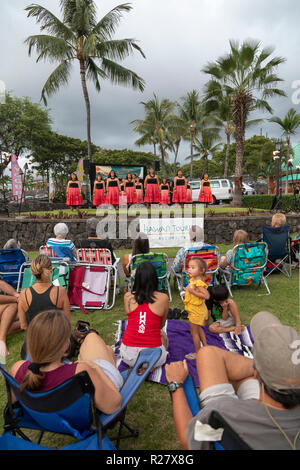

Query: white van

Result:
[189,179,233,204]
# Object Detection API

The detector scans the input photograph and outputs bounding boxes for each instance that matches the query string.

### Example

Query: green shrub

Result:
[242,194,300,211]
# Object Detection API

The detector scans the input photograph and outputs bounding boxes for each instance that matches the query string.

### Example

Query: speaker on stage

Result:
[154,161,160,172]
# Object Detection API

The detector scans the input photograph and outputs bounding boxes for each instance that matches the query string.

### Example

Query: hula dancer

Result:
[92,173,106,206]
[66,173,84,209]
[198,173,213,207]
[125,173,136,206]
[144,168,160,206]
[134,177,144,204]
[160,178,170,204]
[173,170,188,205]
[106,170,120,206]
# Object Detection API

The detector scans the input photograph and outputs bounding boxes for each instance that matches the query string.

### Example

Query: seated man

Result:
[77,217,116,264]
[0,274,20,361]
[46,223,77,261]
[165,311,300,450]
[172,225,205,276]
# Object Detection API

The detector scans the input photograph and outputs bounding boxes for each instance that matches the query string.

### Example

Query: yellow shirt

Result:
[184,278,208,325]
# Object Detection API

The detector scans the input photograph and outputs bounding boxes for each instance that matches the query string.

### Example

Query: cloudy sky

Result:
[1,0,300,167]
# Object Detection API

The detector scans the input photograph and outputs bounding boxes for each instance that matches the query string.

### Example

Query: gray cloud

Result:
[1,0,300,168]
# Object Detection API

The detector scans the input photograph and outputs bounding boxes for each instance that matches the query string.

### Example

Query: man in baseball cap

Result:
[165,311,300,450]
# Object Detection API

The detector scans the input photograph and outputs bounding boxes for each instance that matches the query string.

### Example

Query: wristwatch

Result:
[167,381,184,393]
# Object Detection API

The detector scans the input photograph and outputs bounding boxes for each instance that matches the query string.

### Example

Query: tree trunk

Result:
[224,123,231,178]
[159,142,168,178]
[173,137,181,174]
[233,136,244,206]
[285,136,290,194]
[79,59,92,162]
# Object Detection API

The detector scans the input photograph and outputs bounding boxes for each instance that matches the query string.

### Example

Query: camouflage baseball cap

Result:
[250,312,300,392]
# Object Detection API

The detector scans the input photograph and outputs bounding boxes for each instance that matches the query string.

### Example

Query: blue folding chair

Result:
[262,224,292,278]
[183,374,251,450]
[0,347,162,451]
[0,249,28,290]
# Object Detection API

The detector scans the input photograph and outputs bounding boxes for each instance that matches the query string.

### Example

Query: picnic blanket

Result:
[113,319,254,387]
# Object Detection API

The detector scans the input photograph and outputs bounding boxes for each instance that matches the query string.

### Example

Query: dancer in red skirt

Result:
[144,168,160,206]
[119,178,127,206]
[66,173,84,209]
[134,177,144,204]
[198,172,213,207]
[173,170,188,205]
[125,173,136,206]
[106,170,120,206]
[186,182,193,203]
[92,173,106,206]
[159,178,170,205]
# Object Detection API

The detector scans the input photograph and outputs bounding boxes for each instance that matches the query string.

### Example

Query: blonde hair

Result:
[31,255,52,281]
[20,310,72,392]
[272,213,286,227]
[232,230,249,245]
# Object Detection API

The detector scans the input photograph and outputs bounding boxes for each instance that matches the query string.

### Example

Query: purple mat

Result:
[113,320,254,387]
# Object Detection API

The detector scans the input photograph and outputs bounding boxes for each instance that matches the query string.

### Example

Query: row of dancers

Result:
[66,167,213,207]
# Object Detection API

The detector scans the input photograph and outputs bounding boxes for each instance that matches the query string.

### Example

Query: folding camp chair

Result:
[77,247,121,297]
[40,244,77,262]
[172,245,220,297]
[0,249,28,291]
[262,225,292,278]
[129,252,172,301]
[17,260,70,292]
[0,347,161,451]
[218,242,270,297]
[291,235,300,266]
[182,374,251,450]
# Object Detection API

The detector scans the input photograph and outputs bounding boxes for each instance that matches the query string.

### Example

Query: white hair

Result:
[54,223,69,238]
[3,239,21,249]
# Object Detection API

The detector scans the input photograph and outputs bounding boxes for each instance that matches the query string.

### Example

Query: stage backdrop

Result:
[139,217,204,248]
[94,165,145,180]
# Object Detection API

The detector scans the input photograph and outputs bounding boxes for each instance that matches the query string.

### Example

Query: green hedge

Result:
[242,194,300,210]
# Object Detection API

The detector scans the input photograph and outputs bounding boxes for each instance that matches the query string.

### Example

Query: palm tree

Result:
[25,1,145,162]
[186,129,223,176]
[177,90,203,179]
[132,94,183,177]
[269,108,300,193]
[203,39,286,205]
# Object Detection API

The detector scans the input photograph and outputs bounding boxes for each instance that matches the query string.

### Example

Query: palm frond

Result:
[94,38,145,61]
[91,3,132,41]
[40,59,72,105]
[25,34,75,62]
[86,58,107,91]
[101,57,145,92]
[25,4,75,41]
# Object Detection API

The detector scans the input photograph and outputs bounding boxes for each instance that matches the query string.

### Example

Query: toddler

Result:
[207,285,244,335]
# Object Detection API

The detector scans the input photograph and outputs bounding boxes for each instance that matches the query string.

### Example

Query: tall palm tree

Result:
[177,90,203,179]
[269,108,300,193]
[25,1,145,162]
[203,39,286,205]
[132,94,183,177]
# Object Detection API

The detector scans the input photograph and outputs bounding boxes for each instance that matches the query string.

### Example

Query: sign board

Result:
[139,218,204,248]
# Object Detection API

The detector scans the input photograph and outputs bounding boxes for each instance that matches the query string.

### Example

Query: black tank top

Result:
[136,184,142,190]
[203,181,210,187]
[25,285,59,325]
[96,183,104,190]
[70,182,79,188]
[108,180,118,187]
[126,182,134,187]
[161,185,169,190]
[176,178,185,186]
[148,178,157,184]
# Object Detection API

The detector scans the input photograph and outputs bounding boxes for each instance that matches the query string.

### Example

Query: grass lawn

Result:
[0,247,299,450]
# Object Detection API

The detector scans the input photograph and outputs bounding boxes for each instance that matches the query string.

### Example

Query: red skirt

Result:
[186,188,193,203]
[67,187,84,206]
[135,188,144,204]
[93,188,106,206]
[198,186,213,203]
[106,187,120,205]
[125,186,136,204]
[160,189,170,205]
[119,192,127,206]
[173,185,188,203]
[144,183,160,203]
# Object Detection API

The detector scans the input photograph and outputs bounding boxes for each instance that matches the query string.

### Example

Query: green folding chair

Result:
[18,261,70,292]
[129,252,172,300]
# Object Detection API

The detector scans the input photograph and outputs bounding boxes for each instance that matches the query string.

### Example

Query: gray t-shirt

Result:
[187,396,300,450]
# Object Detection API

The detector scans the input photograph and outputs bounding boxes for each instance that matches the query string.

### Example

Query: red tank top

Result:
[122,303,163,348]
[15,361,77,392]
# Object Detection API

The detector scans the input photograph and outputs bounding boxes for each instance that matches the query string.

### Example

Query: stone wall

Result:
[1,213,300,251]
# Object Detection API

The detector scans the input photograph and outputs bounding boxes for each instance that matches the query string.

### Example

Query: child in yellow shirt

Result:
[183,257,210,359]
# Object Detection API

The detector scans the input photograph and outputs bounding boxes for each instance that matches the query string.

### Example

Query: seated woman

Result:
[122,233,150,292]
[120,262,169,369]
[220,229,249,269]
[46,223,78,261]
[10,309,123,415]
[18,254,71,359]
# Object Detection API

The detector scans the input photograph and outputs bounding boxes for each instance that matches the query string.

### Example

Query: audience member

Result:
[172,226,205,277]
[77,217,116,264]
[10,309,123,414]
[165,311,300,450]
[18,255,71,359]
[3,239,21,250]
[122,233,150,291]
[46,223,77,261]
[207,285,245,335]
[220,229,249,269]
[271,212,286,228]
[120,262,169,369]
[0,275,20,361]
